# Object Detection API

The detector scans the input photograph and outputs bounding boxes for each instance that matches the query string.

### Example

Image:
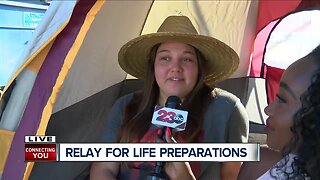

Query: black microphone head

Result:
[165,96,182,109]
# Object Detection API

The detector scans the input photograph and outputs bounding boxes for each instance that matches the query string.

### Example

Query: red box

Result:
[25,144,57,161]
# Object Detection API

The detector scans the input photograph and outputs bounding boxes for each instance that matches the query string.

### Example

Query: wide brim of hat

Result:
[118,32,239,85]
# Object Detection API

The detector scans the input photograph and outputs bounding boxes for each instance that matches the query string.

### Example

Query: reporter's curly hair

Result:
[274,44,320,179]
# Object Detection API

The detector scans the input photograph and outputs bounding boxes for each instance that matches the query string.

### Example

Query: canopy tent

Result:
[0,0,319,179]
[250,1,320,104]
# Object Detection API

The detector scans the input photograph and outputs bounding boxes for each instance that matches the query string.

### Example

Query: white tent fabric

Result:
[53,1,153,113]
[265,10,320,69]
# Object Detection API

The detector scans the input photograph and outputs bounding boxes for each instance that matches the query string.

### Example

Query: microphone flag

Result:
[151,96,188,131]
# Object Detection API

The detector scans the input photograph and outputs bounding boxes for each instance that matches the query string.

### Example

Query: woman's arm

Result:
[222,97,249,179]
[227,99,250,143]
[90,162,120,180]
[89,95,133,179]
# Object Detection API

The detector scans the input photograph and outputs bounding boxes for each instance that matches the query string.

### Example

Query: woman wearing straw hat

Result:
[90,16,249,180]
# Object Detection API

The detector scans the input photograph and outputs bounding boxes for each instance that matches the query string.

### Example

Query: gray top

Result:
[101,88,249,179]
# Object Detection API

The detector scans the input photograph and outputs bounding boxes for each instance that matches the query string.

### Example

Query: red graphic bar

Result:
[25,144,57,161]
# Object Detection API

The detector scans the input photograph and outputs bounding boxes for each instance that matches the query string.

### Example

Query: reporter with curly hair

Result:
[238,44,320,179]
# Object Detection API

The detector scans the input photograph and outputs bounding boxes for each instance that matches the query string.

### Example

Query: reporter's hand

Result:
[164,161,196,180]
[162,127,196,180]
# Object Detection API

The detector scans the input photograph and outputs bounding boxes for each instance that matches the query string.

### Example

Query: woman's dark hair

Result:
[273,44,320,179]
[117,43,214,143]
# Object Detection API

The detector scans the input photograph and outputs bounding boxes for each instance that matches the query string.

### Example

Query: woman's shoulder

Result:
[260,146,281,161]
[112,93,135,108]
[212,88,240,103]
[238,146,282,179]
[117,93,134,102]
[207,88,241,110]
[204,88,244,120]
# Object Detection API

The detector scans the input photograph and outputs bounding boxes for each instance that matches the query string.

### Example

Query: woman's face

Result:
[154,42,199,105]
[264,56,317,151]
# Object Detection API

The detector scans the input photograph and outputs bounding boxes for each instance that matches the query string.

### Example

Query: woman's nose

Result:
[170,59,182,72]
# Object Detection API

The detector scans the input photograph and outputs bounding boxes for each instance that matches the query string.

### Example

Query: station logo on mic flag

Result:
[151,105,188,131]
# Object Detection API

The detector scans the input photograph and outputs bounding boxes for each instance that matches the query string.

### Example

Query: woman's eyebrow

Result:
[183,51,196,55]
[156,50,195,56]
[157,49,170,53]
[280,82,297,100]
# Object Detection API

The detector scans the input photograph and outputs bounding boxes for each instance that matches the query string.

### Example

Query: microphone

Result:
[147,96,186,180]
[165,96,182,108]
[162,96,182,141]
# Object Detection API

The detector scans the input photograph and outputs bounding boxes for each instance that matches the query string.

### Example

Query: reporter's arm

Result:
[90,162,119,180]
[220,162,241,180]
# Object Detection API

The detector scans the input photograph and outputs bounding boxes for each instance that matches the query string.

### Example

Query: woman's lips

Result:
[169,77,183,81]
[264,124,274,134]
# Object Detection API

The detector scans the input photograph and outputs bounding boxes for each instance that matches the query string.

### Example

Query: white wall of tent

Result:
[0,1,319,179]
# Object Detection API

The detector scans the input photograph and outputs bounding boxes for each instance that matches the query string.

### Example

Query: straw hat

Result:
[118,15,239,85]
